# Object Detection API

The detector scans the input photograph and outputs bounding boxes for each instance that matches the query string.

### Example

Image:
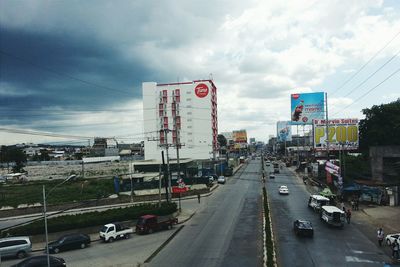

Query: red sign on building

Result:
[194,83,209,98]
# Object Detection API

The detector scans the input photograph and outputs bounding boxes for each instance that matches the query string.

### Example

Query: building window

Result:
[186,98,192,101]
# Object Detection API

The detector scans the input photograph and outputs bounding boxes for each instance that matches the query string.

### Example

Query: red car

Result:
[136,215,177,234]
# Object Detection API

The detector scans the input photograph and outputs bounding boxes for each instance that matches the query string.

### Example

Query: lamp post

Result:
[43,175,75,267]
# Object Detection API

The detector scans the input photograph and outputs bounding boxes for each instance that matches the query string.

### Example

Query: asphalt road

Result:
[148,160,264,267]
[265,163,391,267]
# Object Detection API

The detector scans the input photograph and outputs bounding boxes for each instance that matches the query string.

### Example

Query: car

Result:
[385,233,400,246]
[0,236,31,259]
[217,176,226,184]
[11,255,66,267]
[47,233,90,254]
[279,185,289,195]
[293,220,314,237]
[269,174,275,179]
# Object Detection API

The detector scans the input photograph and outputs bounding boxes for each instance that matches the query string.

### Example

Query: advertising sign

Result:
[233,130,247,143]
[291,92,325,124]
[277,121,292,142]
[313,118,359,151]
[194,83,209,98]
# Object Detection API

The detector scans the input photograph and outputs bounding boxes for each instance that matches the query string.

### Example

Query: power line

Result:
[342,49,400,98]
[0,50,133,96]
[331,29,400,96]
[332,67,400,116]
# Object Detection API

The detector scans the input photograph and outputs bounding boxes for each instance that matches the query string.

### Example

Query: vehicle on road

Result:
[273,167,280,173]
[0,236,31,259]
[320,206,345,228]
[308,195,330,212]
[269,174,275,179]
[217,176,226,184]
[385,233,400,246]
[99,223,133,243]
[11,255,66,267]
[136,214,177,234]
[293,220,314,237]
[279,185,289,195]
[47,233,90,253]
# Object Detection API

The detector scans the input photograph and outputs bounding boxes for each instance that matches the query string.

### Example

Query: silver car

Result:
[0,236,32,259]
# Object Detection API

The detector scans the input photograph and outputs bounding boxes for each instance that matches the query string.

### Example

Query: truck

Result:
[135,215,178,234]
[99,223,133,242]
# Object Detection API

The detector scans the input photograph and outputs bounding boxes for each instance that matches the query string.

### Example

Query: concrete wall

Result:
[370,146,400,182]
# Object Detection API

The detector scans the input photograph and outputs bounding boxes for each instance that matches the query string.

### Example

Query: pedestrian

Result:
[355,199,359,211]
[351,199,355,210]
[392,239,399,259]
[377,228,384,247]
[340,201,345,211]
[197,193,201,204]
[346,209,352,224]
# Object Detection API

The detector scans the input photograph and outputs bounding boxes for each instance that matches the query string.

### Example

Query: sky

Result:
[0,0,399,146]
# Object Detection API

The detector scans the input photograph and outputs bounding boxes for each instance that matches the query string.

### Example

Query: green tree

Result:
[0,146,27,172]
[359,99,400,154]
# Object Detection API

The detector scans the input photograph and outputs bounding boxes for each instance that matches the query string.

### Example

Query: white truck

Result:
[99,223,133,243]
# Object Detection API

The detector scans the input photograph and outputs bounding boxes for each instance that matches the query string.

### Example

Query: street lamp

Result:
[43,174,75,267]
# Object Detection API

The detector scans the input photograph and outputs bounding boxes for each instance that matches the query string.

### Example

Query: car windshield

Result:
[100,226,108,233]
[137,218,146,225]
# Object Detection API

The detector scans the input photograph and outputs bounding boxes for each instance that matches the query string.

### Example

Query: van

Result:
[320,206,345,227]
[308,195,330,212]
[0,236,32,259]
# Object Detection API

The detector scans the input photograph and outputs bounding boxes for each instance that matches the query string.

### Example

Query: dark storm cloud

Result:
[0,26,154,126]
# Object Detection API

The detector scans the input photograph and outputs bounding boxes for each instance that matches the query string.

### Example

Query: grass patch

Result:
[0,178,114,208]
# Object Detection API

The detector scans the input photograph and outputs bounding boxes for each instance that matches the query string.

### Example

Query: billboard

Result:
[313,118,359,151]
[233,130,247,143]
[291,92,325,124]
[277,121,292,142]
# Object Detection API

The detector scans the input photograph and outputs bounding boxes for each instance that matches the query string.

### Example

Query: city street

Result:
[148,160,263,267]
[1,161,264,267]
[265,163,391,267]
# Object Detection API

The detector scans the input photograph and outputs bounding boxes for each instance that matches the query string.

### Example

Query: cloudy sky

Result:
[1,0,399,145]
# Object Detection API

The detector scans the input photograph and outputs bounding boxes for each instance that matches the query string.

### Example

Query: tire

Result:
[17,251,27,259]
[80,243,86,249]
[108,237,114,243]
[54,248,60,254]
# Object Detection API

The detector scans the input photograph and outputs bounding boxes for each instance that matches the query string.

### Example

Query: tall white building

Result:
[142,80,218,161]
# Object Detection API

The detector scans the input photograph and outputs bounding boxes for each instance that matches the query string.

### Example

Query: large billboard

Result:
[277,121,292,142]
[233,130,247,143]
[313,118,359,151]
[291,92,325,124]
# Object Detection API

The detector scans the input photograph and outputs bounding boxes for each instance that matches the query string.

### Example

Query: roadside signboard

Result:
[291,92,325,124]
[172,186,188,193]
[313,118,359,151]
[277,121,292,142]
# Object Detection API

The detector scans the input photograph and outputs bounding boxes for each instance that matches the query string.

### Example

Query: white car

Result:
[385,233,400,246]
[217,176,226,184]
[279,185,289,195]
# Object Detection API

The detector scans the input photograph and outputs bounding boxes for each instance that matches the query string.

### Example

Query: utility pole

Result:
[164,129,172,202]
[325,92,330,161]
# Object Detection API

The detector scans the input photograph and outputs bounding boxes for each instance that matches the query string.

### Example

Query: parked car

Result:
[385,233,400,246]
[217,176,226,184]
[99,223,133,242]
[293,220,314,237]
[279,185,289,195]
[0,236,31,259]
[11,255,66,267]
[269,174,275,179]
[136,215,177,234]
[47,233,90,254]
